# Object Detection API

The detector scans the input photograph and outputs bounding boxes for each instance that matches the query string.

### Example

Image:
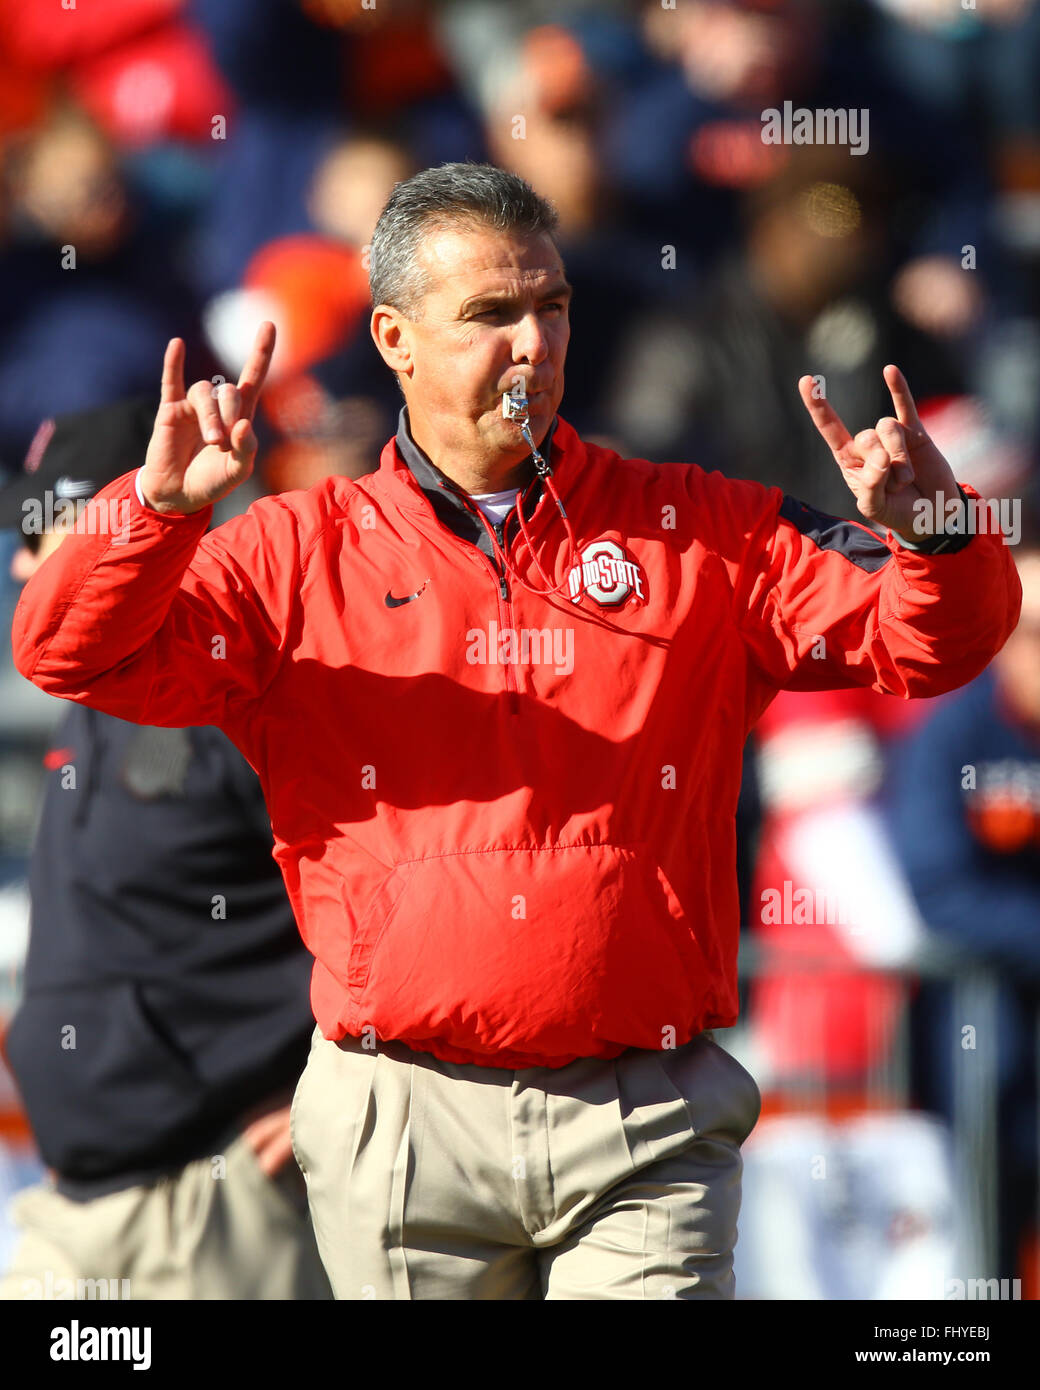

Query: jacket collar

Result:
[389,406,559,557]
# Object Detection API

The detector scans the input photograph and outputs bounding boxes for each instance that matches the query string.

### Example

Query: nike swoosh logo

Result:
[54,476,95,499]
[384,581,429,608]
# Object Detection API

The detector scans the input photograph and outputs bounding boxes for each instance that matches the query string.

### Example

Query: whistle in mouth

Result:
[500,384,550,477]
[502,388,529,426]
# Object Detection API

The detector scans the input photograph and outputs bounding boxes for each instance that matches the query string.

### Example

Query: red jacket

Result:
[11,413,1022,1068]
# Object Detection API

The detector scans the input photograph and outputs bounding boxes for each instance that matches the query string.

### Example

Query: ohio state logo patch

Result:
[567,539,647,608]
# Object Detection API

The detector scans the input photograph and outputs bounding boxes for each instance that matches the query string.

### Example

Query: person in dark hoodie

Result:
[0,398,330,1299]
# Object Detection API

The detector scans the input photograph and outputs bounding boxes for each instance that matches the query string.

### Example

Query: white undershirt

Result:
[469,487,520,526]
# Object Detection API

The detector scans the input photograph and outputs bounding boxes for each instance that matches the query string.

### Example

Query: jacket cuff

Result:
[134,467,149,510]
[126,469,212,526]
[892,485,976,555]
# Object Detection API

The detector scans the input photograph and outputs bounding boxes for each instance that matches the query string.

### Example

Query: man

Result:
[11,164,1021,1300]
[0,400,330,1300]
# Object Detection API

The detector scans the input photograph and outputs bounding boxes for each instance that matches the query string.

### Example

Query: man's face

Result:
[376,223,571,472]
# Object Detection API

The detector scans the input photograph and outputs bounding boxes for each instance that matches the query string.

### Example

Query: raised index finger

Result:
[883,363,921,430]
[237,321,277,420]
[798,374,853,456]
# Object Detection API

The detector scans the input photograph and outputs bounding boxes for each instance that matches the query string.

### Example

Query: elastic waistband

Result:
[332,1028,718,1079]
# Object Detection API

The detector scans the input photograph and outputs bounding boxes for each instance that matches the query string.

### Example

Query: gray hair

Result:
[368,162,559,317]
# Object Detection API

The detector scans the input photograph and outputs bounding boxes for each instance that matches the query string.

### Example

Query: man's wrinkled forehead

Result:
[415,224,567,308]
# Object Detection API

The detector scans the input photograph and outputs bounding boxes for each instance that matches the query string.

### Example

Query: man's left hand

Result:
[798,364,959,544]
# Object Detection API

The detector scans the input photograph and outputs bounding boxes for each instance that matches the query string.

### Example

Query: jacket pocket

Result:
[660,1033,762,1146]
[346,860,423,1005]
[344,843,717,1062]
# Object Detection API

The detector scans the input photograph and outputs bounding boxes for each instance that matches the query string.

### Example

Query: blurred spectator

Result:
[886,537,1040,1287]
[185,0,479,300]
[748,684,929,1087]
[0,105,200,465]
[10,108,131,259]
[605,144,966,514]
[867,0,1040,139]
[482,22,685,437]
[203,230,394,488]
[0,400,330,1299]
[307,130,415,247]
[608,1,991,283]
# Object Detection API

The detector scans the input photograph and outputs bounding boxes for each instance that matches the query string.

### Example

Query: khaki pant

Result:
[291,1027,761,1300]
[0,1132,331,1300]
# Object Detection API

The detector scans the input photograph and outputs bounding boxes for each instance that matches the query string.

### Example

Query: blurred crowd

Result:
[1,0,1039,1300]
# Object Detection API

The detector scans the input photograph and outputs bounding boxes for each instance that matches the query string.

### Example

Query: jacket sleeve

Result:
[11,469,304,731]
[699,471,1022,697]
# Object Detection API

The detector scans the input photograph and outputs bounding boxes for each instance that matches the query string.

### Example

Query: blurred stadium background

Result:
[1,0,1039,1300]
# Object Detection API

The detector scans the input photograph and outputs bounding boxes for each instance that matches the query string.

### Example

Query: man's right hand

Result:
[138,322,276,515]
